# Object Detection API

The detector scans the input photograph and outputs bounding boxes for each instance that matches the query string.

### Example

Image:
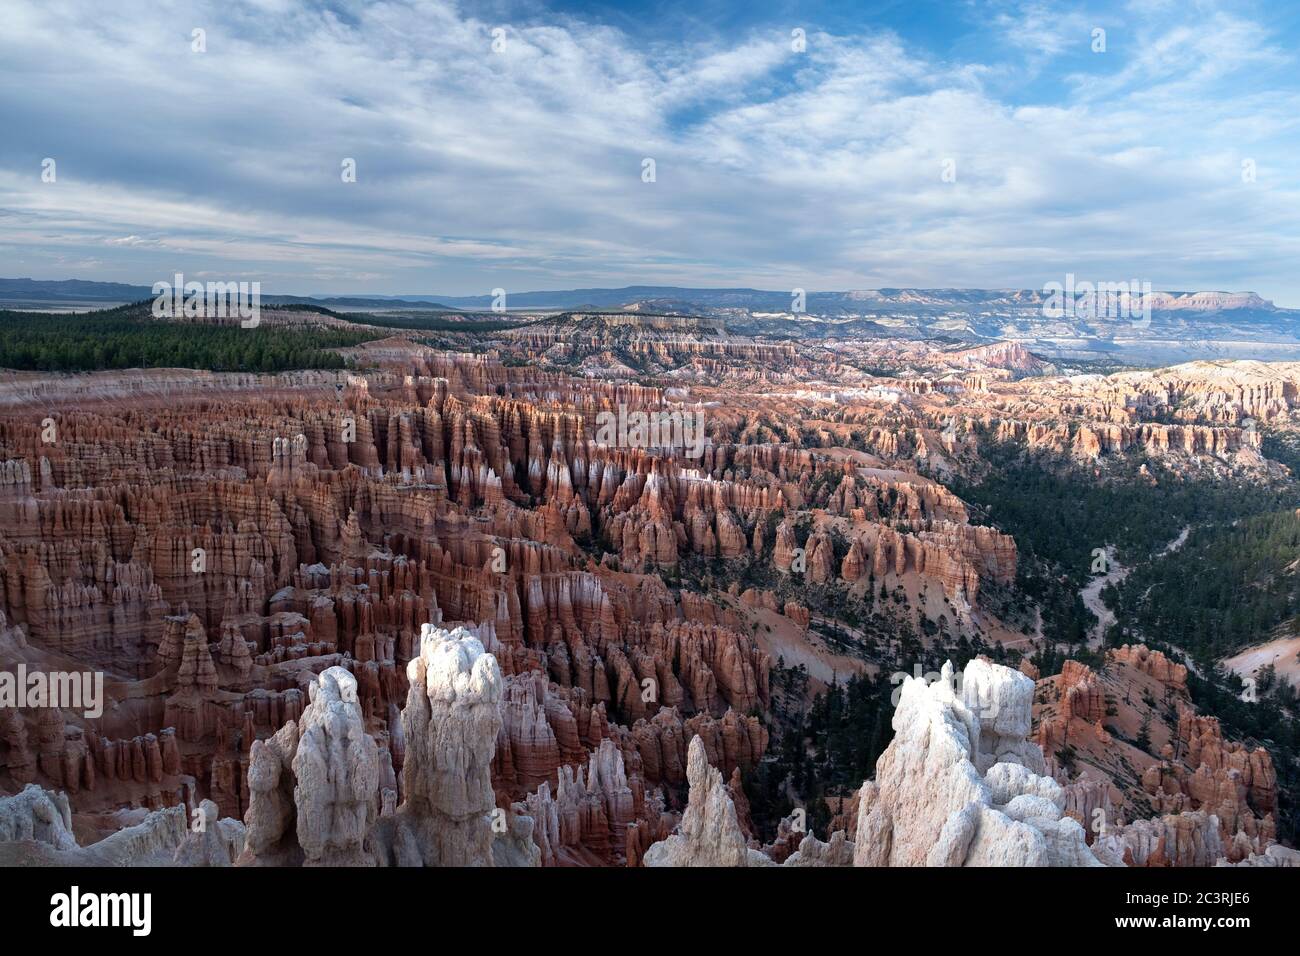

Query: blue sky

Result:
[1,0,1298,304]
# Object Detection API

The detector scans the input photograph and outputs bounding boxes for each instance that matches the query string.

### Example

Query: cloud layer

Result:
[1,0,1297,303]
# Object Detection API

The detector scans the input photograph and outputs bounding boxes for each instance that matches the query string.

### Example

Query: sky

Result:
[1,0,1299,304]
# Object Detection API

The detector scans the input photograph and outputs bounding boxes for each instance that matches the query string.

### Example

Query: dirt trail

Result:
[1080,527,1189,649]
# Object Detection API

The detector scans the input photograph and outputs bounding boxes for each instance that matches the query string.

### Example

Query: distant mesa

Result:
[0,277,1278,315]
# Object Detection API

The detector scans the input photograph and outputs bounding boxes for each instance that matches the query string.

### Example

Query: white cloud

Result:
[0,0,1296,303]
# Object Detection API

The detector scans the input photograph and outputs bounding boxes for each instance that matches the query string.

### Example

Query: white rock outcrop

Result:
[1221,843,1300,867]
[853,659,1103,867]
[238,665,380,866]
[0,784,78,850]
[239,719,301,865]
[372,624,504,866]
[644,735,773,867]
[491,810,542,867]
[172,799,245,866]
[783,830,855,867]
[293,667,381,865]
[0,785,230,866]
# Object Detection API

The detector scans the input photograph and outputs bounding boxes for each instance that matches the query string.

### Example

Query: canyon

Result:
[1,310,1297,867]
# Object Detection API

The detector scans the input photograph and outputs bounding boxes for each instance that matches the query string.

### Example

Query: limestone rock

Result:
[0,783,78,850]
[643,735,772,867]
[782,830,854,867]
[1095,811,1223,867]
[1222,844,1300,867]
[239,720,301,865]
[852,659,1099,867]
[490,810,542,867]
[373,623,504,866]
[238,665,380,866]
[172,799,245,866]
[292,667,381,866]
[0,786,193,866]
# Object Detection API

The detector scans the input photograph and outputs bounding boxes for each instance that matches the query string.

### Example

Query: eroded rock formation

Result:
[853,659,1101,867]
[4,327,1297,871]
[238,666,379,866]
[371,624,503,866]
[643,735,773,867]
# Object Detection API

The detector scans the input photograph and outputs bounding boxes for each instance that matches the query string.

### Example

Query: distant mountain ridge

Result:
[0,277,156,301]
[0,278,1281,314]
[0,278,455,311]
[395,286,1283,313]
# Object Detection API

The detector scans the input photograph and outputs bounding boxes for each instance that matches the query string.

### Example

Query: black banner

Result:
[5,865,1284,943]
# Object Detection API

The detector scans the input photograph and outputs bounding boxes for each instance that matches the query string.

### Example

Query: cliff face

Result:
[993,419,1257,461]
